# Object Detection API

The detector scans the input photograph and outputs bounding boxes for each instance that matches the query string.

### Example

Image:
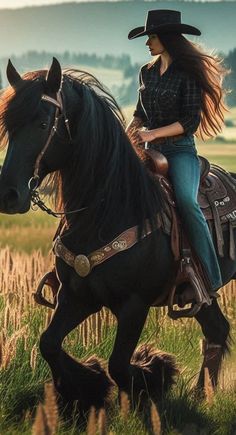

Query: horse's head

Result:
[0,57,72,214]
[0,58,160,235]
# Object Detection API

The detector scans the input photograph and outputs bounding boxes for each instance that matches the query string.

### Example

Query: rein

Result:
[28,89,88,218]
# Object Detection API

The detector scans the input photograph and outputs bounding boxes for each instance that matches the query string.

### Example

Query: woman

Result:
[126,9,228,294]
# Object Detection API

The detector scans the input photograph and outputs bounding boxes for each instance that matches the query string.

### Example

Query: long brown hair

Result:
[158,34,229,139]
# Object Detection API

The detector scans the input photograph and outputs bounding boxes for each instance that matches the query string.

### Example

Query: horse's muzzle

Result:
[0,185,30,214]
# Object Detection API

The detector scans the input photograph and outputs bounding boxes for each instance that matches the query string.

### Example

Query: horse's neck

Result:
[60,174,140,251]
[58,115,161,246]
[60,151,138,223]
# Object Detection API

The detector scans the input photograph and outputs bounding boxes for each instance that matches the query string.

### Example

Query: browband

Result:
[41,94,62,109]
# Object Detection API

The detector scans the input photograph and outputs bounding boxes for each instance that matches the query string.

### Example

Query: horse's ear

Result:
[46,57,62,93]
[6,59,22,87]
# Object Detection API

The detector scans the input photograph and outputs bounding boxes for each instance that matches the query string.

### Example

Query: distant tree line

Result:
[0,51,136,104]
[225,48,236,106]
[2,51,132,73]
[1,49,236,107]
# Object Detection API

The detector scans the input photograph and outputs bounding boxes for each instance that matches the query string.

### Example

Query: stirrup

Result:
[33,271,59,309]
[168,286,211,319]
[167,260,212,319]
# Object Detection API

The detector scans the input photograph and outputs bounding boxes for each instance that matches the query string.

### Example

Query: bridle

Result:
[28,87,87,217]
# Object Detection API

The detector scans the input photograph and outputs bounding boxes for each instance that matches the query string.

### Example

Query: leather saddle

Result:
[145,149,236,318]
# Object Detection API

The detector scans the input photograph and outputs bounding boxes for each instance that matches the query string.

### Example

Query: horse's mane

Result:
[0,68,164,236]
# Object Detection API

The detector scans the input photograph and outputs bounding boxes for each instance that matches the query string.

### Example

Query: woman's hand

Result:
[138,128,157,143]
[126,117,144,147]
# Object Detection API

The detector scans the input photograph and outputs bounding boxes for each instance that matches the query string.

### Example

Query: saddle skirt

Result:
[198,163,236,259]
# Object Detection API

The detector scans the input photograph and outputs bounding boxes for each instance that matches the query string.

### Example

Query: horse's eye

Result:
[40,122,48,130]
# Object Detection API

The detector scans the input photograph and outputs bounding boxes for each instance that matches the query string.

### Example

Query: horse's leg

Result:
[195,298,230,390]
[39,286,112,409]
[108,295,177,404]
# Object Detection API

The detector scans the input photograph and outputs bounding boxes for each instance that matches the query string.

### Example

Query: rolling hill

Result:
[0,0,235,65]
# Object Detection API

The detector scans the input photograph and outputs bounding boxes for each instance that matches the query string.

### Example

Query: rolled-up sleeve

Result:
[178,75,202,135]
[133,70,148,123]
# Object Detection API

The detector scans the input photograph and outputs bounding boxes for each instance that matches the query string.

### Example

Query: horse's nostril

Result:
[4,187,20,208]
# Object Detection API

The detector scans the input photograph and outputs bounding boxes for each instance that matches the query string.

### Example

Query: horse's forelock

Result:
[0,71,47,149]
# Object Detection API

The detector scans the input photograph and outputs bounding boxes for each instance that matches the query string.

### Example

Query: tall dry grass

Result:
[32,382,58,435]
[0,246,235,381]
[0,247,235,433]
[0,247,116,371]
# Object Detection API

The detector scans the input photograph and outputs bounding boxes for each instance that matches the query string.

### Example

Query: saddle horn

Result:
[46,57,62,94]
[6,59,22,87]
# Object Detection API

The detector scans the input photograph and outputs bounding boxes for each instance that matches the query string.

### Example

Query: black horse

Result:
[0,58,234,409]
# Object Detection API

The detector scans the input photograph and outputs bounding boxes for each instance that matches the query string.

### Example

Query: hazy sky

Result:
[0,0,107,7]
[0,0,140,7]
[0,0,229,8]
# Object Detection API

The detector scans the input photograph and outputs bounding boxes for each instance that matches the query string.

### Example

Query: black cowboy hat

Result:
[128,10,201,40]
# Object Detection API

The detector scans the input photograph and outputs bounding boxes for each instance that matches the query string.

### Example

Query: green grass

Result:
[0,208,55,228]
[76,64,130,93]
[0,307,235,434]
[0,209,57,254]
[196,142,236,172]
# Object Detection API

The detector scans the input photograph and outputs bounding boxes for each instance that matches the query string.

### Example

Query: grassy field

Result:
[196,143,236,172]
[0,248,235,434]
[0,210,56,254]
[76,65,131,96]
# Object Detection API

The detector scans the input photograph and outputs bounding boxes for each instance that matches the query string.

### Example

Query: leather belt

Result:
[150,134,186,146]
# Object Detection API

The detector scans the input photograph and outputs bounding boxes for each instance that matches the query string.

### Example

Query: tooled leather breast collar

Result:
[53,216,162,278]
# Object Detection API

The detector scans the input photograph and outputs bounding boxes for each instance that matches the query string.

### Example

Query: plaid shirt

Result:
[133,59,202,135]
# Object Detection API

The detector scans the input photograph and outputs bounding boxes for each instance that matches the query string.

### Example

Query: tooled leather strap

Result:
[32,92,62,180]
[209,194,224,257]
[53,217,162,277]
[33,91,72,179]
[33,104,60,178]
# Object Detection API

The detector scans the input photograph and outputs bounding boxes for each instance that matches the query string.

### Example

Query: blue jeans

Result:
[151,135,222,291]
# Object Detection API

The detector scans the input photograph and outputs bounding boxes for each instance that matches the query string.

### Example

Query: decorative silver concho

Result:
[74,254,91,277]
